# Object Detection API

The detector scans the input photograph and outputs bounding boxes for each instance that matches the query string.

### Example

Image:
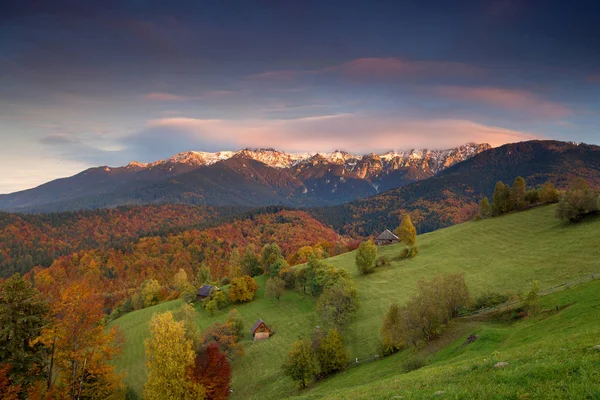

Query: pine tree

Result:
[0,274,48,392]
[395,215,417,246]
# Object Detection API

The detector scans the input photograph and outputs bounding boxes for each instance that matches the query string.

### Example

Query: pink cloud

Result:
[435,86,572,118]
[249,57,484,83]
[588,74,600,83]
[336,58,483,78]
[143,90,234,101]
[146,114,538,152]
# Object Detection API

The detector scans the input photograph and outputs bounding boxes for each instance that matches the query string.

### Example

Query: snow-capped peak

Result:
[124,143,491,172]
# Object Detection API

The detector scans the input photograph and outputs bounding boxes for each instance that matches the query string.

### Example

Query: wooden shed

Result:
[374,229,399,246]
[197,284,218,301]
[250,318,272,341]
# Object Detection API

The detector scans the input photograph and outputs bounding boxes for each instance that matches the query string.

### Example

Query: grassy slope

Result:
[111,205,600,399]
[298,278,600,399]
[110,275,317,398]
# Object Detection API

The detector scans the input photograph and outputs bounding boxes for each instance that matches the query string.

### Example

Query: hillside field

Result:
[110,204,600,399]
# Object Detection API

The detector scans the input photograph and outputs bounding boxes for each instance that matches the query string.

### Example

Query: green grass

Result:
[110,275,317,398]
[296,278,600,399]
[110,205,600,399]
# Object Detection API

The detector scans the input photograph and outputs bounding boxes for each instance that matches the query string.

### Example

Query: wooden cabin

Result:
[250,318,272,341]
[374,229,399,246]
[197,284,218,301]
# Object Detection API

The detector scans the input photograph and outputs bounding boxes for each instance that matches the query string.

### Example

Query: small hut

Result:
[250,318,272,341]
[197,284,218,301]
[374,229,399,246]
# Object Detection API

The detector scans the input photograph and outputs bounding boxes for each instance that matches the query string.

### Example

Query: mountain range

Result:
[0,143,490,212]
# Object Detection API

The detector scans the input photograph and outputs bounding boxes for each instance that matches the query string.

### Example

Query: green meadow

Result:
[110,204,600,399]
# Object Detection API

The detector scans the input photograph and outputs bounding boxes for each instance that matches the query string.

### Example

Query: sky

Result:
[1,0,599,193]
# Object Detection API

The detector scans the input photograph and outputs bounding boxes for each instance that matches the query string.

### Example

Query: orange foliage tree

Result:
[188,342,231,400]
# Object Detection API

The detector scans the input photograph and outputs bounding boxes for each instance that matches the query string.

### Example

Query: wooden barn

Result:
[197,284,218,301]
[374,229,399,246]
[250,318,272,341]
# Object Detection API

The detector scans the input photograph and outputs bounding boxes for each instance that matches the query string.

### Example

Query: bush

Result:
[473,291,509,310]
[402,356,428,372]
[556,178,598,222]
[399,246,418,259]
[375,255,391,268]
[220,277,231,286]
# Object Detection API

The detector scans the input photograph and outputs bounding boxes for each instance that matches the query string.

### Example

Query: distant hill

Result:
[0,144,489,212]
[310,140,600,236]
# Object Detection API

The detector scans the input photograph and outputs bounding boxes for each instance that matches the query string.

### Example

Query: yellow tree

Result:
[42,280,123,399]
[144,312,200,400]
[395,215,417,246]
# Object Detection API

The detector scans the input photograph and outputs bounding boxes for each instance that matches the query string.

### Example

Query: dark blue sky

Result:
[1,0,599,192]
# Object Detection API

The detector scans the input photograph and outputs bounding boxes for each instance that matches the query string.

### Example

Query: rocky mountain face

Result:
[0,143,491,213]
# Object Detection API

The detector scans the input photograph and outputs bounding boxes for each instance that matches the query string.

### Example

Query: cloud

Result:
[588,74,600,83]
[335,58,484,79]
[434,86,572,118]
[39,133,79,145]
[249,57,484,83]
[142,90,235,101]
[122,114,537,158]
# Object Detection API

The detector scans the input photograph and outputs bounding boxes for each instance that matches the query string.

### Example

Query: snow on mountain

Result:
[125,143,491,175]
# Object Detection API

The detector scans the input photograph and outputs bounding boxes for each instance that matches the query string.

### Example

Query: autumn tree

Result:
[556,177,599,222]
[380,303,404,355]
[227,247,242,278]
[173,268,189,291]
[225,309,245,340]
[316,279,359,330]
[144,312,198,400]
[395,215,417,246]
[140,279,162,308]
[0,274,48,393]
[306,257,349,298]
[197,265,212,286]
[316,328,348,376]
[492,181,511,216]
[355,240,377,274]
[282,339,320,389]
[181,283,198,304]
[510,176,527,210]
[0,364,21,400]
[204,289,228,316]
[43,280,123,399]
[540,181,559,203]
[261,243,284,275]
[266,277,286,300]
[228,276,259,303]
[175,303,202,350]
[187,342,231,400]
[202,320,245,360]
[478,197,491,219]
[240,244,261,277]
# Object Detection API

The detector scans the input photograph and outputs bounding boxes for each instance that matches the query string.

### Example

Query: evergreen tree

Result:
[478,197,491,218]
[0,274,48,392]
[355,240,377,275]
[395,215,416,246]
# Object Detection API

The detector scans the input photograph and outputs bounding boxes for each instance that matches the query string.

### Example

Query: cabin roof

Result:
[197,284,217,297]
[250,318,269,333]
[375,229,398,241]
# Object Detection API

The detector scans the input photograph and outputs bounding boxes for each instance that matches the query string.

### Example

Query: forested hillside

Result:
[311,141,600,236]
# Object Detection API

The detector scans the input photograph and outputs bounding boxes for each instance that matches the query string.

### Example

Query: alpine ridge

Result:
[0,143,491,212]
